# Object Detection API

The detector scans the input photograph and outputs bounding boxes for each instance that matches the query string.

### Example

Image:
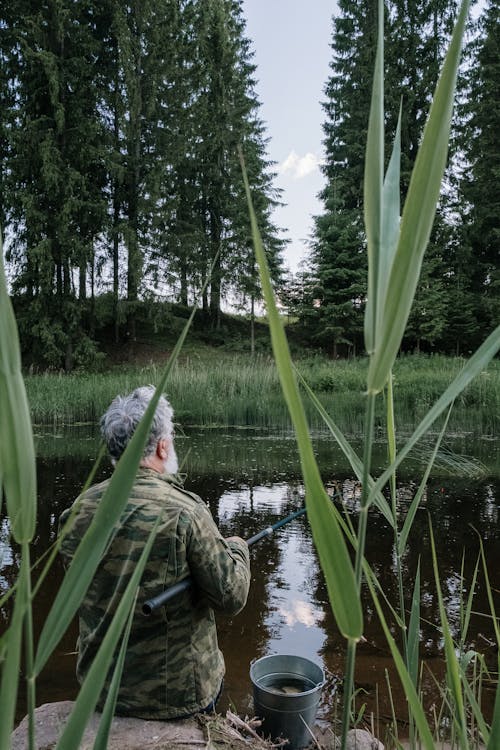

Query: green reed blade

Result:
[0,234,37,544]
[92,592,137,750]
[363,0,384,357]
[430,524,468,748]
[460,554,479,651]
[378,108,401,338]
[32,443,107,603]
[489,670,500,750]
[371,324,500,502]
[386,373,397,515]
[0,233,21,375]
[55,519,160,750]
[366,568,436,750]
[407,561,420,689]
[0,373,37,543]
[367,0,470,393]
[240,148,362,641]
[0,549,29,748]
[461,670,490,746]
[398,406,451,555]
[297,370,393,525]
[35,402,158,675]
[476,538,500,749]
[35,305,199,675]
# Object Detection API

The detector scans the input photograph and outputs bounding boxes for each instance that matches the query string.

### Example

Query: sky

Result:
[241,1,338,274]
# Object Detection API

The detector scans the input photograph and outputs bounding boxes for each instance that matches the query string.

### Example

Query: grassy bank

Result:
[25,353,499,436]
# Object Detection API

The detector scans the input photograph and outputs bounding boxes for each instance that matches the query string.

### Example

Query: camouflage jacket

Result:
[58,468,250,720]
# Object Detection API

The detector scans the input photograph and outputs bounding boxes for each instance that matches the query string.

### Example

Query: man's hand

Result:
[225,536,246,545]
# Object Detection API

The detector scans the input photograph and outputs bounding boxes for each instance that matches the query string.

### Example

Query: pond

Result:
[2,426,499,736]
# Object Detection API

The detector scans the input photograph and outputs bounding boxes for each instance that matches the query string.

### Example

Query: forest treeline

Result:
[291,0,499,358]
[0,0,498,370]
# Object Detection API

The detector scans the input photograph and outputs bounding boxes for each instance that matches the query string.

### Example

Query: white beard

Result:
[164,443,179,475]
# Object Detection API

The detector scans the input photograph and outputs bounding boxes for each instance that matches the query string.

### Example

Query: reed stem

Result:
[340,392,376,748]
[341,638,358,750]
[23,544,36,750]
[354,391,376,589]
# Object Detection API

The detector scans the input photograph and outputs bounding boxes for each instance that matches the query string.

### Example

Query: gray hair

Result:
[100,385,174,462]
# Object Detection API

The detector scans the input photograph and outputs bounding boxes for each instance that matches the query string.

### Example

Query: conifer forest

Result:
[0,0,498,369]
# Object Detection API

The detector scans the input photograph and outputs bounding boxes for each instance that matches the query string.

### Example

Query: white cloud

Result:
[278,150,322,179]
[279,599,324,628]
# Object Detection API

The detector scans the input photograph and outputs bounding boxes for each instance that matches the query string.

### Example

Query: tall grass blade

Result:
[0,233,37,544]
[32,444,107,602]
[0,550,30,748]
[367,0,471,393]
[366,569,436,750]
[386,372,397,515]
[398,406,452,555]
[0,230,38,743]
[239,148,362,641]
[297,371,393,525]
[489,670,500,750]
[372,324,500,501]
[378,109,401,335]
[459,554,479,652]
[477,538,500,749]
[23,545,36,750]
[460,662,490,747]
[430,524,468,748]
[92,593,138,750]
[35,304,199,675]
[363,0,384,356]
[55,520,160,750]
[407,561,420,689]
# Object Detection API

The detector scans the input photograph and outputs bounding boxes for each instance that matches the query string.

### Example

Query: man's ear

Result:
[157,438,168,460]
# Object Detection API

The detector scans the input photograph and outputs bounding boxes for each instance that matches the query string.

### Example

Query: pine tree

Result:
[308,0,378,356]
[1,0,284,363]
[3,0,108,369]
[458,0,499,339]
[0,10,15,232]
[174,0,283,325]
[310,0,460,356]
[110,1,164,318]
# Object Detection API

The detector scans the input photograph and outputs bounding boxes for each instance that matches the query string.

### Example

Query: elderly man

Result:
[59,386,250,720]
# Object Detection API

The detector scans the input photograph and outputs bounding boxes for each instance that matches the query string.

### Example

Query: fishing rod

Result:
[142,506,307,615]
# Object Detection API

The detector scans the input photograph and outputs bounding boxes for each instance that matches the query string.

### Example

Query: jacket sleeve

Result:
[184,505,250,616]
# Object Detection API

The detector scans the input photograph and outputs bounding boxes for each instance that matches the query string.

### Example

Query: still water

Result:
[2,427,499,733]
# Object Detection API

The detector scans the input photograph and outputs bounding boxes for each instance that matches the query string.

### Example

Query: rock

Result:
[346,728,384,750]
[11,702,205,750]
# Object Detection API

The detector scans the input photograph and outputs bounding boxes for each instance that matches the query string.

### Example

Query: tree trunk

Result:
[79,263,87,300]
[209,210,222,328]
[250,294,255,356]
[179,258,188,306]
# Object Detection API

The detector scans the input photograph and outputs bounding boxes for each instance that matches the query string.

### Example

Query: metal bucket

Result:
[250,654,324,749]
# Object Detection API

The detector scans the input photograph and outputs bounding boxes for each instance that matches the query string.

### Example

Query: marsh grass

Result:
[24,355,500,436]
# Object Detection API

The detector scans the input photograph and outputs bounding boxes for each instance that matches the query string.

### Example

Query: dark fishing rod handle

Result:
[142,576,193,615]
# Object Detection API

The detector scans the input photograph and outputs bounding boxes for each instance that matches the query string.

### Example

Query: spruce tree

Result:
[1,0,284,362]
[309,0,378,356]
[458,0,499,340]
[178,0,283,325]
[3,0,108,369]
[310,0,460,356]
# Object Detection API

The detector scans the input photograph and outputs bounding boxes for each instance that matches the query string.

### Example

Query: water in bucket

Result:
[250,654,325,749]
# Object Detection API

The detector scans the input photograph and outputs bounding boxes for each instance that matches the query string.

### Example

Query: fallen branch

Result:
[225,710,288,747]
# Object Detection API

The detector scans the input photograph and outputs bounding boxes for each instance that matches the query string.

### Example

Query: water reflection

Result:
[1,427,499,731]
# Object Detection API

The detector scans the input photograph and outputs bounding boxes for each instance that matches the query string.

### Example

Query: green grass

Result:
[25,353,500,436]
